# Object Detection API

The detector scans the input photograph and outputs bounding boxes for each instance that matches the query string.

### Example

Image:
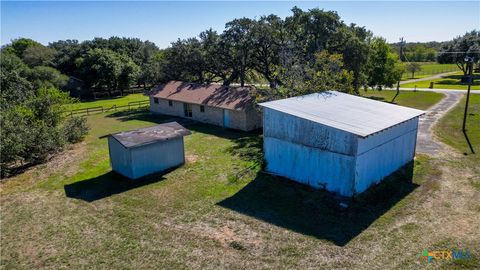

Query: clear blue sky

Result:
[1,1,479,48]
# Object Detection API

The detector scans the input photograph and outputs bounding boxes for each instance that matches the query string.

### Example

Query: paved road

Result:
[400,71,458,85]
[416,91,464,156]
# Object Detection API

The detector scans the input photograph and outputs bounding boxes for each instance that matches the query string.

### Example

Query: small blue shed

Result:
[259,91,425,197]
[108,122,191,179]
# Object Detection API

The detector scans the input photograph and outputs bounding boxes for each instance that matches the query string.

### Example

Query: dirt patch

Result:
[186,154,199,163]
[160,217,262,251]
[0,142,87,193]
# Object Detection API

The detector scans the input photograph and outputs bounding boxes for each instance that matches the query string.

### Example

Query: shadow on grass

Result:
[226,134,263,166]
[64,170,168,202]
[218,162,418,246]
[436,74,480,86]
[365,96,386,101]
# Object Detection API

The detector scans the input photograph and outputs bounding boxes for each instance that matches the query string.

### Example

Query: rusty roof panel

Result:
[150,81,255,111]
[111,122,191,148]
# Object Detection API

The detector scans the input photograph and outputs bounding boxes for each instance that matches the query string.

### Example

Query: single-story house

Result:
[108,122,191,179]
[150,81,262,131]
[259,91,425,197]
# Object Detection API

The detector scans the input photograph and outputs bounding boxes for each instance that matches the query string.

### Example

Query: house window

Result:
[183,103,192,117]
[153,97,159,104]
[168,100,173,107]
[200,105,205,112]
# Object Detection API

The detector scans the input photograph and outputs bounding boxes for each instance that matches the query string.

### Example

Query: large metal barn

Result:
[259,91,425,197]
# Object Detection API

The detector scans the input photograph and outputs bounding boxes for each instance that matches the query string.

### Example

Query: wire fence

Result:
[63,100,150,117]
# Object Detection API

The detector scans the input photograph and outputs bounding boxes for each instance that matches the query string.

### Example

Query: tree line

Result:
[2,7,408,100]
[1,49,88,176]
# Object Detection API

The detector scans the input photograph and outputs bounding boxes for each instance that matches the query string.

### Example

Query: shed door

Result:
[223,109,230,128]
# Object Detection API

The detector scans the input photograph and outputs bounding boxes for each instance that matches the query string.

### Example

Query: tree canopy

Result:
[438,30,480,76]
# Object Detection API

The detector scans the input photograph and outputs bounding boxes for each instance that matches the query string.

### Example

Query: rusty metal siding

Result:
[108,136,134,179]
[129,137,185,179]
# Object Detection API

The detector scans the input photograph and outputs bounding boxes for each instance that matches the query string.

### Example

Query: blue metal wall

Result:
[263,107,419,197]
[264,137,356,196]
[108,137,134,179]
[108,137,185,179]
[130,137,185,179]
[354,118,418,194]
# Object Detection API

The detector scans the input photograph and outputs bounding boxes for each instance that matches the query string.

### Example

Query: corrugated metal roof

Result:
[150,81,255,111]
[111,122,191,148]
[259,91,425,137]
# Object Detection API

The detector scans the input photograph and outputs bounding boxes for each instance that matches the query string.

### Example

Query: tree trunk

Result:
[269,79,279,89]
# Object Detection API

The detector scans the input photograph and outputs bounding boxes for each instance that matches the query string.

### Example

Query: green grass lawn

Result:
[401,63,458,80]
[402,72,480,90]
[435,94,480,160]
[1,93,479,268]
[65,93,149,111]
[361,90,444,110]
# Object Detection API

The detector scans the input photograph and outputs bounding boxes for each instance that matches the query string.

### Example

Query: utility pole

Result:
[393,37,405,102]
[399,37,405,62]
[462,56,475,154]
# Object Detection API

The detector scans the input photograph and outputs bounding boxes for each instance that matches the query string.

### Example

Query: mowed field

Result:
[65,93,149,111]
[360,90,445,110]
[402,72,480,90]
[1,92,479,269]
[401,63,458,80]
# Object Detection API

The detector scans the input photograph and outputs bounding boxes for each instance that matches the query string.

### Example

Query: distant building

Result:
[149,81,262,131]
[259,91,425,197]
[108,122,191,179]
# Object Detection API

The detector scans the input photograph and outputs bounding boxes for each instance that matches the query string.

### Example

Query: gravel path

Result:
[416,91,464,156]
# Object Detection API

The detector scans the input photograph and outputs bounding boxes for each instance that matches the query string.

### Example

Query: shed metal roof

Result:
[111,122,191,148]
[259,91,425,137]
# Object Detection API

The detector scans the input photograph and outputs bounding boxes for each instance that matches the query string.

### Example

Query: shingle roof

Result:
[259,91,425,138]
[150,81,256,111]
[111,122,191,148]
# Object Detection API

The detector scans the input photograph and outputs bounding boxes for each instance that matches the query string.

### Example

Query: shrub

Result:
[63,116,89,143]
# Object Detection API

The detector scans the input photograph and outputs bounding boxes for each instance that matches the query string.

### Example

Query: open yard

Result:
[402,72,480,90]
[401,63,458,80]
[1,93,479,269]
[435,94,480,160]
[65,93,149,111]
[360,90,444,110]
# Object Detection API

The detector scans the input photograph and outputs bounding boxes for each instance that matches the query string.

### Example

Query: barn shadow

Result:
[64,170,168,202]
[217,162,417,246]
